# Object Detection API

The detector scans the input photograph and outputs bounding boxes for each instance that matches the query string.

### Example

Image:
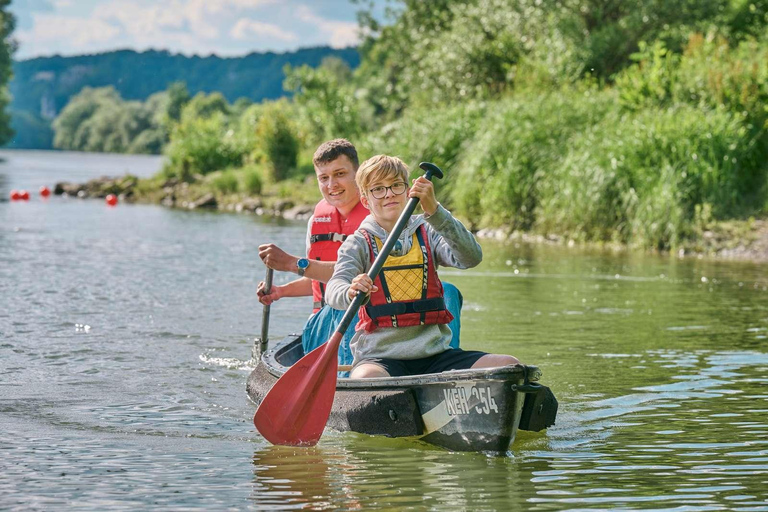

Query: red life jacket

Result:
[308,199,369,313]
[357,225,453,333]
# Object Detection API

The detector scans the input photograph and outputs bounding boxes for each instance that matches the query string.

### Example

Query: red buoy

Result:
[106,194,118,206]
[19,190,30,200]
[40,186,51,197]
[10,190,20,200]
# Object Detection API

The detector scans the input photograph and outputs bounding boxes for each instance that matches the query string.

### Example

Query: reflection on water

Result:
[1,151,767,509]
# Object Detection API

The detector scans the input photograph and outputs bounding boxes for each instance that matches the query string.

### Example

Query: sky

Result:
[9,0,380,60]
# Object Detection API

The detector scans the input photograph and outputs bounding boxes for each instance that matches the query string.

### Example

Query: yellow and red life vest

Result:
[308,199,369,313]
[357,225,453,333]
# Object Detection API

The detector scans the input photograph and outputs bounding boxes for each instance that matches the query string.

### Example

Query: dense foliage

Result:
[0,0,14,145]
[18,0,768,250]
[346,0,768,249]
[145,0,768,249]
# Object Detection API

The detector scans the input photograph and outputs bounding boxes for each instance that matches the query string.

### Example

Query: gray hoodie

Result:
[325,204,482,365]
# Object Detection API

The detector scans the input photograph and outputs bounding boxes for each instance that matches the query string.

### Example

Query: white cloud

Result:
[296,5,359,48]
[231,19,297,43]
[13,0,360,58]
[16,13,121,51]
[94,1,218,40]
[226,0,279,7]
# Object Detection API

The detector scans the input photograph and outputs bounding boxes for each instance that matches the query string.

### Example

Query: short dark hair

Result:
[313,139,359,169]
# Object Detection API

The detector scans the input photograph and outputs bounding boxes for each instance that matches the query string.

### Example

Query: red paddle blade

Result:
[254,333,342,446]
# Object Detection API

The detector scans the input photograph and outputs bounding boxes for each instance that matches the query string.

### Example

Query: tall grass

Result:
[451,88,615,231]
[537,105,759,248]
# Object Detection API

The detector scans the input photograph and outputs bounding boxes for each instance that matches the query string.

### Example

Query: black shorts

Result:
[358,349,487,377]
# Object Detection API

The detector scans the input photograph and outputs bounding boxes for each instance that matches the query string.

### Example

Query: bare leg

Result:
[350,363,391,379]
[471,354,520,369]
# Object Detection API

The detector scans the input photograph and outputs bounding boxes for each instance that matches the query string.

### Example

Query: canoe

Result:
[247,335,558,453]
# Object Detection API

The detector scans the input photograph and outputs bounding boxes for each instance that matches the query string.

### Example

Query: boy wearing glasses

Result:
[325,155,519,378]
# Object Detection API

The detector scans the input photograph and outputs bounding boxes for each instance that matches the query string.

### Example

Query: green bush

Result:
[211,169,239,195]
[615,41,681,111]
[284,59,362,143]
[537,104,765,248]
[180,92,230,121]
[164,114,248,180]
[674,34,768,121]
[241,165,263,195]
[254,102,299,182]
[451,87,615,230]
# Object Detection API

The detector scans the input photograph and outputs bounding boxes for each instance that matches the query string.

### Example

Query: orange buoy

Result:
[40,186,51,197]
[10,190,20,200]
[106,194,118,206]
[19,190,30,200]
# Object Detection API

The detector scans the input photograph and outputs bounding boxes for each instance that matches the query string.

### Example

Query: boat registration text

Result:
[443,386,499,416]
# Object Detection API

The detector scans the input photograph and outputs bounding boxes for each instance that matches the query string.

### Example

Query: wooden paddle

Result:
[254,267,274,359]
[254,162,445,446]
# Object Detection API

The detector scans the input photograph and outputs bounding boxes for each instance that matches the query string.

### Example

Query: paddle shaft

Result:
[332,164,442,337]
[258,267,274,355]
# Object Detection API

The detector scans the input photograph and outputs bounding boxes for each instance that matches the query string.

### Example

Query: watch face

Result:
[298,258,309,269]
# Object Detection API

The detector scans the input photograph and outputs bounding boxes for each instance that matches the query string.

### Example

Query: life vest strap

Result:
[310,232,347,244]
[365,297,446,319]
[313,301,324,310]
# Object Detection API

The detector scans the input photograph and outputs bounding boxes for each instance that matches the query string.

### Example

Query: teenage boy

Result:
[325,155,519,378]
[257,139,368,363]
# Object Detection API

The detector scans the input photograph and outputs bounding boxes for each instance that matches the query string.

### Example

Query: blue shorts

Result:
[302,282,464,367]
[358,348,486,377]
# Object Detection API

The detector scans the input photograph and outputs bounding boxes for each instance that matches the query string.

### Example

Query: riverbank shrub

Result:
[164,114,248,181]
[211,169,239,195]
[450,87,615,231]
[241,165,264,195]
[537,104,763,248]
[284,58,363,144]
[253,102,299,182]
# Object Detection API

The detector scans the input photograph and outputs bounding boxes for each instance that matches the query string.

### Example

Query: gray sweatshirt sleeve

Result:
[425,204,483,269]
[324,231,372,311]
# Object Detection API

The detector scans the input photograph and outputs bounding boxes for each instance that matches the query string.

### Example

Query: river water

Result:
[1,149,767,511]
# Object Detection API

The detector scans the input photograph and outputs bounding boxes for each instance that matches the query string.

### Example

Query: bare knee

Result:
[471,354,520,369]
[350,363,390,379]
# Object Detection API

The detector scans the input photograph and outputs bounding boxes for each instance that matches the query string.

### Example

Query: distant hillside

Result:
[6,46,360,149]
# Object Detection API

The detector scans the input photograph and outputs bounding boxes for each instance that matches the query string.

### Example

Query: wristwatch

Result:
[296,257,310,277]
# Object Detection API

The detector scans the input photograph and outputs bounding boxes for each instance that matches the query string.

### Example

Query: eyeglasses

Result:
[369,182,407,199]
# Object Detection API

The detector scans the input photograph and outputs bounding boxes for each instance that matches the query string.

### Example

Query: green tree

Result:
[284,58,361,144]
[53,87,123,150]
[353,0,746,114]
[52,86,161,154]
[0,0,15,145]
[165,82,190,123]
[254,101,299,182]
[165,113,248,180]
[181,92,230,121]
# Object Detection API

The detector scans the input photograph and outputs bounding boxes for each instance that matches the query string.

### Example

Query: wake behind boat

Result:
[247,334,557,453]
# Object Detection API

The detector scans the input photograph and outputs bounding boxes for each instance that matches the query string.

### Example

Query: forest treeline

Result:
[3,46,359,149]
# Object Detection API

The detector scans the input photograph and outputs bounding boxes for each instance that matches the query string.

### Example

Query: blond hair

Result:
[356,155,409,196]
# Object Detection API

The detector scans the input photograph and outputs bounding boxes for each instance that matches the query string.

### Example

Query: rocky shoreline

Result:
[55,175,768,264]
[54,174,316,221]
